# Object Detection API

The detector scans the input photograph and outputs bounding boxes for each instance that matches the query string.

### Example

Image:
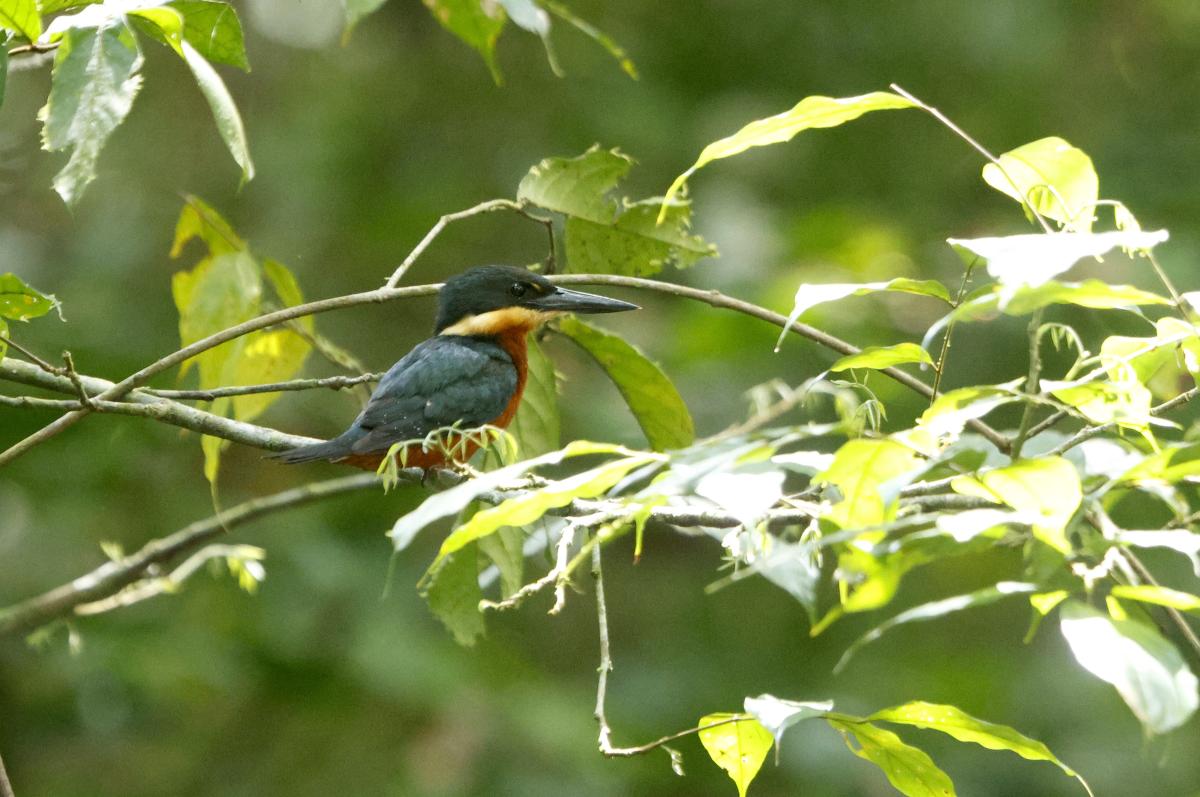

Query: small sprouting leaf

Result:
[827,718,956,797]
[435,452,658,561]
[660,92,918,221]
[179,40,253,183]
[507,337,560,457]
[0,273,58,321]
[39,20,144,205]
[951,458,1081,554]
[836,583,1038,672]
[1109,585,1200,615]
[168,0,248,69]
[697,713,773,797]
[947,230,1168,289]
[743,694,833,746]
[870,701,1078,778]
[422,0,506,83]
[1059,600,1198,734]
[831,342,933,373]
[981,137,1099,231]
[388,441,642,550]
[816,438,921,530]
[0,0,41,41]
[557,315,694,450]
[777,278,950,351]
[421,541,485,646]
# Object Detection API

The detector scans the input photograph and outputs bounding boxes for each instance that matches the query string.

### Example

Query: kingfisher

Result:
[272,265,638,470]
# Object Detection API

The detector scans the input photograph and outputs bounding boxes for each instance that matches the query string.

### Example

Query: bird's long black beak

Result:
[527,286,639,314]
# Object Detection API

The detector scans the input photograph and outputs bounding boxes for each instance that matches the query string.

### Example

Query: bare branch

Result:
[142,372,385,401]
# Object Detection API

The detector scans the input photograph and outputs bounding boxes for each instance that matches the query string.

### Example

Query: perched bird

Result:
[271,265,638,470]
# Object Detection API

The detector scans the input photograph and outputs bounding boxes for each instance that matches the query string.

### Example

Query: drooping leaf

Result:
[39,20,144,204]
[557,315,694,450]
[497,0,546,33]
[697,714,773,797]
[660,92,918,220]
[435,452,659,561]
[388,441,642,550]
[422,0,506,83]
[827,718,956,797]
[947,230,1168,289]
[1059,600,1198,734]
[870,701,1078,778]
[173,250,260,384]
[831,342,933,373]
[743,694,833,746]
[0,273,58,321]
[951,458,1081,554]
[836,583,1038,672]
[981,137,1099,231]
[168,0,248,69]
[816,438,921,530]
[541,0,636,79]
[777,278,950,351]
[1109,585,1200,615]
[0,0,40,41]
[421,541,485,646]
[179,40,253,183]
[506,336,560,457]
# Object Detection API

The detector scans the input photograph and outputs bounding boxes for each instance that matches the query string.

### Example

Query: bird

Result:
[270,265,639,470]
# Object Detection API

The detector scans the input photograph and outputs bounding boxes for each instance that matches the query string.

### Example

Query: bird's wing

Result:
[348,337,518,454]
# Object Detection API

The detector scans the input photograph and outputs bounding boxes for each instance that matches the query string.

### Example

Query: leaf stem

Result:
[930,256,978,402]
[1010,309,1046,460]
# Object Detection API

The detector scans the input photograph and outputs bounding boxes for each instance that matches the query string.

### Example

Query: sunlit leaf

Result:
[422,0,506,83]
[697,713,773,797]
[435,452,658,561]
[168,0,248,69]
[1114,530,1200,576]
[951,458,1081,554]
[827,718,956,797]
[870,701,1078,778]
[0,0,40,41]
[1059,600,1198,733]
[39,20,144,205]
[557,315,694,450]
[497,0,547,33]
[777,278,950,351]
[0,273,58,321]
[1109,585,1200,615]
[981,137,1098,231]
[1046,378,1152,433]
[836,583,1038,672]
[1120,443,1200,486]
[179,40,253,184]
[696,469,784,526]
[917,386,1017,441]
[831,343,933,373]
[743,694,833,746]
[661,92,918,221]
[421,541,485,646]
[816,438,921,530]
[947,230,1168,289]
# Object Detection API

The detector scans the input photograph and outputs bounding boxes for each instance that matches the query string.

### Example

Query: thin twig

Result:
[593,540,616,753]
[1010,309,1046,460]
[7,40,58,56]
[1121,548,1200,663]
[61,352,94,411]
[0,334,60,374]
[479,515,601,614]
[1046,387,1199,457]
[930,256,978,401]
[142,372,384,401]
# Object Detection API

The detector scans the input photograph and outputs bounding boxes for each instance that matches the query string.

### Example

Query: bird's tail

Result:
[267,435,354,465]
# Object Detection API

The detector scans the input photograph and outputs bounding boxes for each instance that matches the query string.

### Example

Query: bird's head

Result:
[435,265,638,336]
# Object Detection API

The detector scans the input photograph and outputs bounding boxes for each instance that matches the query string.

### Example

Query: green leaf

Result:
[836,583,1038,672]
[777,278,950,351]
[1120,443,1200,485]
[947,230,1168,289]
[870,701,1078,778]
[179,40,253,184]
[1059,600,1198,734]
[497,0,547,34]
[0,273,58,321]
[541,0,636,79]
[1110,585,1200,615]
[0,0,40,40]
[831,342,933,373]
[173,250,261,386]
[816,438,920,530]
[661,92,918,221]
[981,137,1099,231]
[697,714,773,797]
[1114,530,1200,576]
[557,315,694,451]
[421,542,485,646]
[172,193,243,255]
[566,198,716,276]
[508,337,560,457]
[389,441,645,550]
[0,318,8,360]
[477,525,525,597]
[1046,378,1151,433]
[128,5,184,53]
[743,694,833,746]
[435,452,658,561]
[35,0,94,13]
[916,386,1017,440]
[421,0,506,83]
[951,458,1081,554]
[827,718,956,797]
[168,0,248,69]
[39,20,143,205]
[518,146,632,222]
[0,36,7,109]
[341,0,387,36]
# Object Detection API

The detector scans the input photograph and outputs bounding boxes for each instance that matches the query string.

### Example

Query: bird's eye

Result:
[509,282,528,298]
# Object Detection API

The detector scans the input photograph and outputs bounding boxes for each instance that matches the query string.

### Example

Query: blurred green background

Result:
[3,1,1200,794]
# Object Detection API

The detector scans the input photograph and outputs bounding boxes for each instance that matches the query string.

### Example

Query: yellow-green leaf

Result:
[981,137,1099,231]
[827,718,956,797]
[0,0,41,41]
[660,92,918,221]
[947,230,1168,289]
[951,458,1081,554]
[831,342,932,373]
[816,438,920,530]
[1110,585,1200,615]
[697,714,773,797]
[179,40,253,184]
[422,0,506,83]
[0,273,58,321]
[777,278,950,351]
[169,0,248,69]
